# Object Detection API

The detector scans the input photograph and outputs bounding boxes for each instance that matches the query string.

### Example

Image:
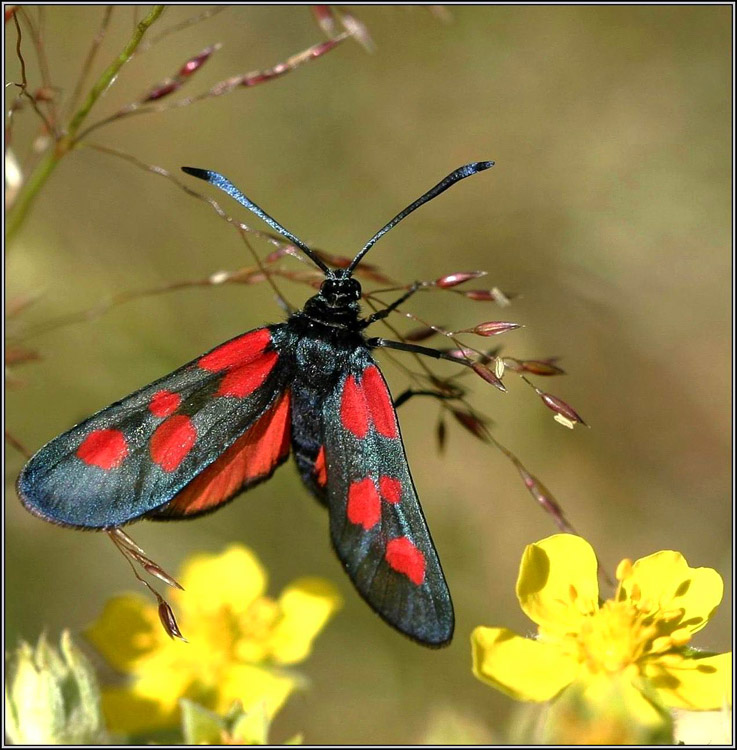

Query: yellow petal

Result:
[516,534,599,635]
[471,626,578,701]
[179,544,267,617]
[101,687,178,734]
[268,577,342,664]
[645,651,732,710]
[620,551,724,634]
[100,642,196,734]
[545,673,673,744]
[215,664,298,719]
[84,595,162,673]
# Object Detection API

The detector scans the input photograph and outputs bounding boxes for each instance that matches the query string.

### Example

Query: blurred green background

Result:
[6,5,731,744]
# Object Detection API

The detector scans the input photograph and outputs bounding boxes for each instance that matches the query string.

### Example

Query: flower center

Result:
[575,601,657,674]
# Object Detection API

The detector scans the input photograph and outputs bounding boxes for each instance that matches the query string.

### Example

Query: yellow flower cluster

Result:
[86,544,341,734]
[472,535,731,739]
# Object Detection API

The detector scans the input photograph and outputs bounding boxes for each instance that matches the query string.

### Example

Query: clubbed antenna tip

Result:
[347,161,495,273]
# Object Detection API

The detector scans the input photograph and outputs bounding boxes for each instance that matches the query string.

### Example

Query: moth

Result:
[17,161,494,646]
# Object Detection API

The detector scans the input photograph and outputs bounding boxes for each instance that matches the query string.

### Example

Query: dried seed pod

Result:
[435,271,487,288]
[471,363,507,392]
[462,288,515,305]
[539,392,587,426]
[520,359,566,376]
[338,10,375,52]
[451,409,491,441]
[469,321,521,337]
[143,562,184,591]
[178,44,220,78]
[516,465,569,530]
[158,600,187,642]
[404,326,439,343]
[311,5,338,36]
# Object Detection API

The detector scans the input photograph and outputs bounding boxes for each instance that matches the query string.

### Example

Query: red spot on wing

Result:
[363,366,398,438]
[159,392,291,516]
[149,390,181,417]
[217,351,278,398]
[76,429,128,469]
[347,477,381,530]
[379,475,402,504]
[150,415,197,472]
[198,328,272,372]
[314,445,327,488]
[385,536,426,585]
[340,374,369,438]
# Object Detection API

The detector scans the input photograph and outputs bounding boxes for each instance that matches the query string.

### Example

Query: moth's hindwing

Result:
[17,326,291,528]
[316,347,454,646]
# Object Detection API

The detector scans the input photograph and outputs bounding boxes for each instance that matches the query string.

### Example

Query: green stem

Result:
[6,5,165,243]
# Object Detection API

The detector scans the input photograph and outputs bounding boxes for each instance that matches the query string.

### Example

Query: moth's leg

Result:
[367,337,466,365]
[361,283,422,328]
[393,388,459,409]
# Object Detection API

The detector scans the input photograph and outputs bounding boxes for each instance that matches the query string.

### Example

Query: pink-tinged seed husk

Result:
[34,87,56,102]
[462,289,515,303]
[443,347,476,361]
[540,392,587,426]
[451,409,490,441]
[143,562,184,591]
[227,270,265,285]
[311,5,338,35]
[353,266,394,284]
[143,80,180,102]
[158,601,186,641]
[435,271,487,288]
[306,38,341,59]
[178,44,219,78]
[404,326,439,343]
[520,359,566,376]
[5,346,40,366]
[339,10,375,52]
[471,321,521,336]
[471,363,507,392]
[517,465,568,530]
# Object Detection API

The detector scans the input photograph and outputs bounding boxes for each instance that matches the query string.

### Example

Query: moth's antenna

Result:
[347,161,495,274]
[181,167,330,274]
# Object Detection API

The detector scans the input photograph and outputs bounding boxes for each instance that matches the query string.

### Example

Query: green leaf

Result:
[180,699,227,745]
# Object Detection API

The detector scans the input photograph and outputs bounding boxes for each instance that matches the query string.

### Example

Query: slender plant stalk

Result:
[6,5,165,242]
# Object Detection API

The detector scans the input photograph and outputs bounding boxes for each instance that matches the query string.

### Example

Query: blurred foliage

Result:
[179,699,302,745]
[5,5,731,744]
[5,631,108,745]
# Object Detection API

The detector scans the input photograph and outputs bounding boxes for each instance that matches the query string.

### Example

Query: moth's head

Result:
[319,271,362,308]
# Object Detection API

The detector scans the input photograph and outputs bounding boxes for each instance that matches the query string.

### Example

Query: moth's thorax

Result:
[287,272,367,388]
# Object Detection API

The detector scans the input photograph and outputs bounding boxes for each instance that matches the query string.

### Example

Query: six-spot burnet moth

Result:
[17,161,495,647]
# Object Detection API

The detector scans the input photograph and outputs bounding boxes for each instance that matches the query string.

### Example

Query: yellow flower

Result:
[86,544,341,734]
[472,535,731,737]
